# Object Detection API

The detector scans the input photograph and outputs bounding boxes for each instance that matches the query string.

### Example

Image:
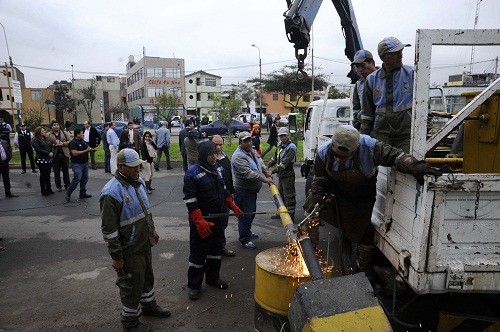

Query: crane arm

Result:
[283,0,363,83]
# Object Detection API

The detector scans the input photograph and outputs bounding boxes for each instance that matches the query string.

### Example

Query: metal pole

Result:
[251,44,263,125]
[1,21,19,127]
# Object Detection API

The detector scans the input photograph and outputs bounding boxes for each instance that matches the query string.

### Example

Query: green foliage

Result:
[75,80,97,123]
[210,89,243,125]
[248,64,328,111]
[53,82,75,120]
[22,109,44,130]
[155,93,179,121]
[239,83,254,111]
[328,86,349,99]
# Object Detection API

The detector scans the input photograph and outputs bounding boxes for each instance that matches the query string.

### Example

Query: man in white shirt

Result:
[106,122,120,174]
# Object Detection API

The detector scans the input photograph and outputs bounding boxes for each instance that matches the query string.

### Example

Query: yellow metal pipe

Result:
[269,183,294,228]
[425,157,463,164]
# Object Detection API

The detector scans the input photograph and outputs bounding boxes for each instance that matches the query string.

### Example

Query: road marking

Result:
[60,267,107,281]
[160,252,175,259]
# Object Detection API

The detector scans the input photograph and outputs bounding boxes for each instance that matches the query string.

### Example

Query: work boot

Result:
[167,165,173,170]
[206,279,228,289]
[142,305,171,318]
[154,165,159,172]
[123,322,150,332]
[188,288,201,300]
[79,193,92,199]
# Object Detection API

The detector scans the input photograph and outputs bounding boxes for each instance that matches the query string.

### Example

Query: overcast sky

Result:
[1,0,499,89]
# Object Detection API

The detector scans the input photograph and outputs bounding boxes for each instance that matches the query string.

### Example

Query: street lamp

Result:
[251,44,263,125]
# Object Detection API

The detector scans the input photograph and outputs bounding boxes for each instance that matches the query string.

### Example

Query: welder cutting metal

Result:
[303,125,441,289]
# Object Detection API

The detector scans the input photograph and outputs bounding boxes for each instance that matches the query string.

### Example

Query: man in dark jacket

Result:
[261,118,279,158]
[212,135,236,257]
[14,123,37,174]
[0,138,18,198]
[179,119,193,172]
[183,141,242,300]
[306,125,441,288]
[83,120,101,169]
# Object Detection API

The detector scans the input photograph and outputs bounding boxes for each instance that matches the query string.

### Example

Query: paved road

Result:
[1,164,499,331]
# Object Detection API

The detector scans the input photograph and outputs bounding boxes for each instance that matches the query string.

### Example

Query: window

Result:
[147,67,162,78]
[303,94,310,102]
[107,77,115,83]
[147,87,163,97]
[273,94,278,101]
[167,87,181,97]
[165,68,180,78]
[205,78,216,87]
[290,94,297,102]
[31,90,42,101]
[207,93,214,101]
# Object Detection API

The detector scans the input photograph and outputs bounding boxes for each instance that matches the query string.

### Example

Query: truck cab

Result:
[301,97,352,186]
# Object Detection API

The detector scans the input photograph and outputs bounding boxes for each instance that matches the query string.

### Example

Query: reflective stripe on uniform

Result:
[122,305,141,317]
[184,197,197,203]
[140,289,155,303]
[120,213,145,227]
[103,230,119,240]
[189,262,204,268]
[206,255,222,260]
[196,172,206,179]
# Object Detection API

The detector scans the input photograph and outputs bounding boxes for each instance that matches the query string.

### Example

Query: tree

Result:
[239,83,254,112]
[75,79,97,123]
[211,89,242,124]
[21,89,56,129]
[248,64,328,111]
[53,81,75,123]
[328,86,349,99]
[155,93,179,121]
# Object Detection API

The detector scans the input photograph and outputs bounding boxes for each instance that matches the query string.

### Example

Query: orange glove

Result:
[225,197,243,219]
[189,209,214,238]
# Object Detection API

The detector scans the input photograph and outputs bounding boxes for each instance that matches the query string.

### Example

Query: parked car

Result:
[170,115,181,127]
[234,113,260,123]
[95,121,143,137]
[279,115,289,126]
[200,119,250,137]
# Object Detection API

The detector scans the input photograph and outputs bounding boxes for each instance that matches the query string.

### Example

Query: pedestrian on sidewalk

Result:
[140,131,157,194]
[154,121,173,171]
[47,120,71,192]
[83,121,101,169]
[66,128,94,202]
[107,122,120,174]
[261,118,279,159]
[13,123,37,174]
[31,127,54,196]
[101,123,111,173]
[101,148,170,331]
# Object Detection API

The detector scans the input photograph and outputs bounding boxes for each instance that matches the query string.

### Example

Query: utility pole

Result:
[1,21,19,127]
[251,44,263,125]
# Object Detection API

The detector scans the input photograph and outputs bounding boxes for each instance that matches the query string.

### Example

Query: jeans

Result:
[155,145,171,168]
[67,162,88,197]
[234,189,257,244]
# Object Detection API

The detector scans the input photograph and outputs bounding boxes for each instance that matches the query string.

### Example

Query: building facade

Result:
[126,55,185,123]
[20,87,56,125]
[185,71,221,118]
[0,65,25,127]
[73,76,126,124]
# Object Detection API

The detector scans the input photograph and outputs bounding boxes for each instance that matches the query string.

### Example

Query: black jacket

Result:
[87,127,101,148]
[17,129,34,150]
[0,139,12,162]
[140,141,158,163]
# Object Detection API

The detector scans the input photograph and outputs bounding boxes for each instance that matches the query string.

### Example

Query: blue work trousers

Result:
[234,189,257,244]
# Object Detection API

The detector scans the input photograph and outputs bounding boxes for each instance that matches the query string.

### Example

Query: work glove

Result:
[225,197,243,219]
[189,209,214,238]
[395,155,443,185]
[310,176,330,206]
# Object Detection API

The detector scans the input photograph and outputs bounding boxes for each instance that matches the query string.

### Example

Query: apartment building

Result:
[126,55,185,123]
[20,87,56,125]
[73,76,126,124]
[186,71,221,117]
